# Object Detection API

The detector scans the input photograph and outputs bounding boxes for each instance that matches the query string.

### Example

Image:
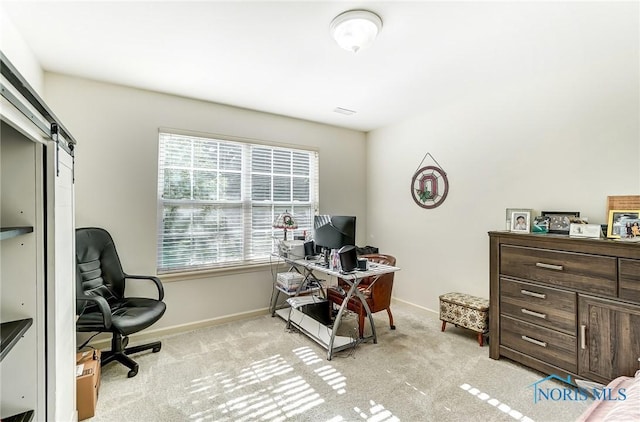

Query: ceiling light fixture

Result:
[330,9,383,53]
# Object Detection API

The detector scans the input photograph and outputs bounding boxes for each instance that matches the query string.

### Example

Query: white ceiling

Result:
[1,1,636,132]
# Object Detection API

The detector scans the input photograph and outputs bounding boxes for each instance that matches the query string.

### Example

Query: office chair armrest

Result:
[77,294,112,329]
[124,274,165,301]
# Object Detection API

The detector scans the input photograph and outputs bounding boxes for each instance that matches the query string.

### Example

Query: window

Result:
[157,132,318,273]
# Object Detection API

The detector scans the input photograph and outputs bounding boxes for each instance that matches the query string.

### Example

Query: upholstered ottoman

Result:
[439,292,489,346]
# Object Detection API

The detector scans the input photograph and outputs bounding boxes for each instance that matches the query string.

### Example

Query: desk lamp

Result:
[273,211,298,241]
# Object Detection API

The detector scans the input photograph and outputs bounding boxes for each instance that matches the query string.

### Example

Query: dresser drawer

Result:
[619,259,640,304]
[501,315,577,373]
[500,245,616,297]
[500,278,576,334]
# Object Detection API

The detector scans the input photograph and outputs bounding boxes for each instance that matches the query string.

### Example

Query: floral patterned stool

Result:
[439,292,489,347]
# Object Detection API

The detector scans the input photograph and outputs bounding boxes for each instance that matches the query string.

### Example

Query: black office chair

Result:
[75,227,167,378]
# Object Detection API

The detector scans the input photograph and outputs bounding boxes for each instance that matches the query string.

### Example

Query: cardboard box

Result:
[76,350,101,420]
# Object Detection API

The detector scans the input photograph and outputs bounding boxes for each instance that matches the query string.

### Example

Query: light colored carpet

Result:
[87,301,589,421]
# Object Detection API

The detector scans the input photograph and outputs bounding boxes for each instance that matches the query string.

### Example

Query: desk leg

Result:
[353,287,377,344]
[285,307,293,330]
[270,287,281,317]
[327,288,354,360]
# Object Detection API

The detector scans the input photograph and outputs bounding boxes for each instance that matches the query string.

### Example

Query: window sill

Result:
[159,261,287,283]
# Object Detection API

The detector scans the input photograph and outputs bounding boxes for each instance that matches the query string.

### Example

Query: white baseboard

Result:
[391,297,438,315]
[87,301,436,350]
[87,307,271,350]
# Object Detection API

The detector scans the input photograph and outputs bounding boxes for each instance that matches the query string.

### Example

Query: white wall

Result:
[367,3,640,312]
[0,2,43,94]
[44,73,367,330]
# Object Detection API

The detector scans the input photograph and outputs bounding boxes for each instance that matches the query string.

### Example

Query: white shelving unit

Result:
[1,51,77,422]
[1,121,44,422]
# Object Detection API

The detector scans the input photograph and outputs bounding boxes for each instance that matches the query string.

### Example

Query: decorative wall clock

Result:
[411,153,449,209]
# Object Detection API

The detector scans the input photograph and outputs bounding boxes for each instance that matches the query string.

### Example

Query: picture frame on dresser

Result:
[541,211,580,234]
[505,208,532,231]
[569,223,602,238]
[532,215,550,233]
[510,211,530,233]
[606,209,640,239]
[606,195,640,216]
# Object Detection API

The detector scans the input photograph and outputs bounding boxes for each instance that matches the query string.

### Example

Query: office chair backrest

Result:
[76,227,127,311]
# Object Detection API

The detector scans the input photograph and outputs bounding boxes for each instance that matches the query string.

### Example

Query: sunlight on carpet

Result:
[90,302,591,421]
[186,346,400,422]
[460,383,535,422]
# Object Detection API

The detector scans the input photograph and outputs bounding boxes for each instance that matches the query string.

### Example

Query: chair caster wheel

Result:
[152,346,161,353]
[390,325,396,330]
[127,368,138,378]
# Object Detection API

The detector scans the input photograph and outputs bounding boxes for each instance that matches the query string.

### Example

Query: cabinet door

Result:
[578,295,640,384]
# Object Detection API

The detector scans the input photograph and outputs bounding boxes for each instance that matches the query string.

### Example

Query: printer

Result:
[279,240,305,259]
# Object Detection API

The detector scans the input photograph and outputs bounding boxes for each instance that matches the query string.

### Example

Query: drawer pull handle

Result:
[536,262,564,271]
[521,308,547,319]
[520,289,546,299]
[521,335,547,348]
[581,325,587,350]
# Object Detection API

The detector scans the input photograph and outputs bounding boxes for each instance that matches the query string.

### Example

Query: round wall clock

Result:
[410,165,449,209]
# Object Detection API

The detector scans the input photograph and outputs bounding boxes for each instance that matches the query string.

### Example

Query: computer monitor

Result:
[313,215,356,250]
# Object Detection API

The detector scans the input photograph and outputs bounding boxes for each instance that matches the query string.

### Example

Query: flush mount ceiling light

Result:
[330,9,383,53]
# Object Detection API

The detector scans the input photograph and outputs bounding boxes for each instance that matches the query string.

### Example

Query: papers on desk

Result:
[276,272,304,291]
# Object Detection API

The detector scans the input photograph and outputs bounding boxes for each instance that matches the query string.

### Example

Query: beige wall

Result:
[367,4,640,312]
[44,73,367,330]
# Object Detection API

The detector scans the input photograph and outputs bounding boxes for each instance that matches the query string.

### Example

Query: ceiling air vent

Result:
[333,107,357,115]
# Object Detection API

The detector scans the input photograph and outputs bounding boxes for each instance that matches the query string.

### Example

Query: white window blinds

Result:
[157,132,318,273]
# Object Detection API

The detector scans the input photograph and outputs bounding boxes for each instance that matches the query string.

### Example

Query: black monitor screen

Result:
[313,215,356,250]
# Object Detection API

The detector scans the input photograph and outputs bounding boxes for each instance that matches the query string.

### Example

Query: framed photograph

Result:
[506,208,532,231]
[569,223,602,238]
[607,195,640,217]
[532,215,550,233]
[541,211,580,234]
[511,211,531,233]
[607,210,640,239]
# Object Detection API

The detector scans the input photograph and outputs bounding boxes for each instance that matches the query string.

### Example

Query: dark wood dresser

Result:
[489,231,640,384]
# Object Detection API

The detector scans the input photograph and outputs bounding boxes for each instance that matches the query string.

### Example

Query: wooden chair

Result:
[326,254,396,338]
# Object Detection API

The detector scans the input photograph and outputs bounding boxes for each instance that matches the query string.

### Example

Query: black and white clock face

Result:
[410,165,449,209]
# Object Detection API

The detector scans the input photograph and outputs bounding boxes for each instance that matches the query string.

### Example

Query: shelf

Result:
[1,410,34,422]
[275,284,322,296]
[275,307,354,353]
[0,319,33,362]
[0,227,34,241]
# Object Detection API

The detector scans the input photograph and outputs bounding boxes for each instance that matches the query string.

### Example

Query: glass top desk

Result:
[271,255,400,360]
